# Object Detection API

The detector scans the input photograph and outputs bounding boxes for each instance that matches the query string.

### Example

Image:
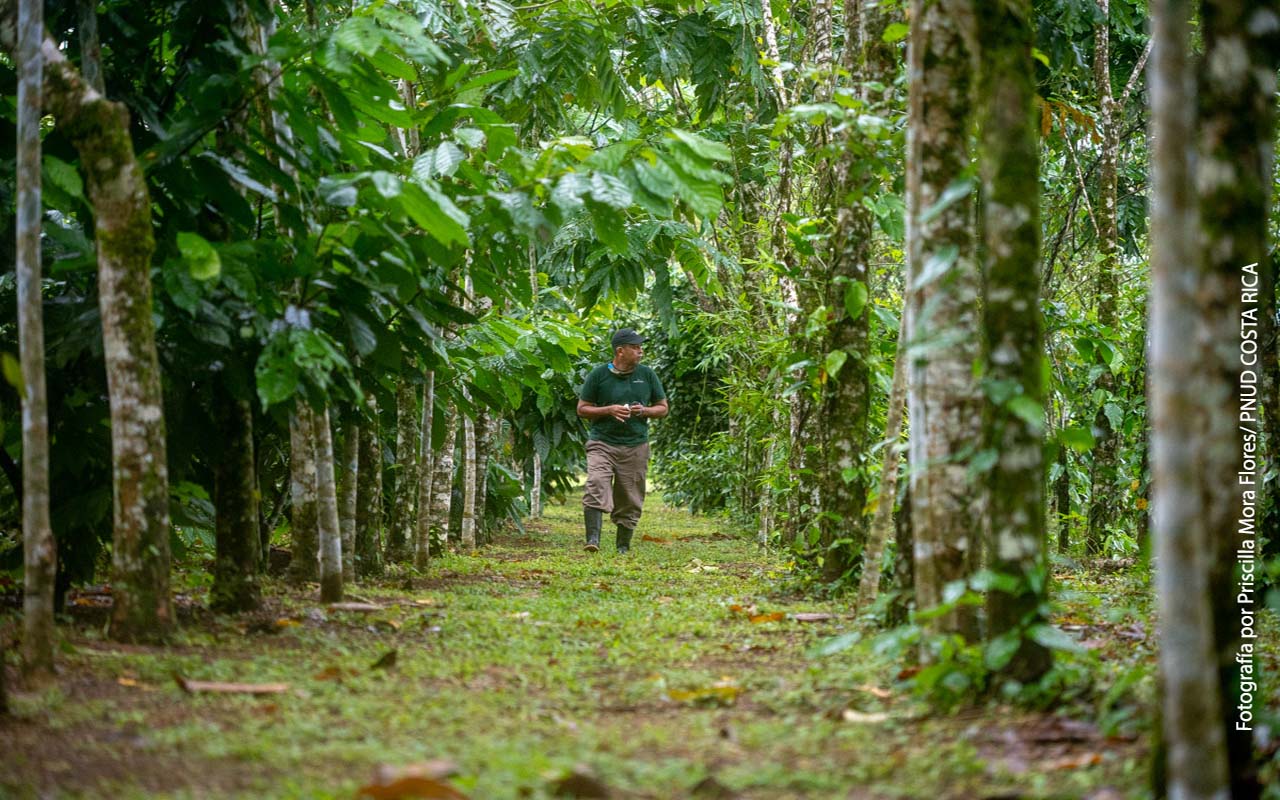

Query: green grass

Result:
[0,493,1153,799]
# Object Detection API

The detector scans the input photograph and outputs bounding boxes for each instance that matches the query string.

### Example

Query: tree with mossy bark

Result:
[1,0,174,642]
[975,0,1051,681]
[905,0,983,645]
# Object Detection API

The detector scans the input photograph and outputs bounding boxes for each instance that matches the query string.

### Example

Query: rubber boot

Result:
[615,525,634,555]
[584,507,603,552]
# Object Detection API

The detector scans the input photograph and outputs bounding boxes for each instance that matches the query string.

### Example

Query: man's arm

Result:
[578,399,632,422]
[629,398,669,419]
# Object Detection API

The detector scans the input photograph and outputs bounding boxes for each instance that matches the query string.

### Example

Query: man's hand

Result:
[608,404,632,422]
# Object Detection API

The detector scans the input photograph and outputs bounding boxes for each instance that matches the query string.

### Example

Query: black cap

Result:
[611,328,645,348]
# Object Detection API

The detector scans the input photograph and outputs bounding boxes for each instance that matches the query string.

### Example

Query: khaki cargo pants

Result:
[582,440,650,531]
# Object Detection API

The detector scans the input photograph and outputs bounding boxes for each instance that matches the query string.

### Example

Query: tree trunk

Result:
[905,0,983,644]
[386,377,418,563]
[76,0,102,93]
[415,371,435,568]
[0,6,176,643]
[1086,0,1121,558]
[338,418,359,583]
[16,0,55,677]
[530,449,542,520]
[211,390,261,612]
[355,396,383,578]
[475,411,497,540]
[314,406,343,603]
[287,401,319,583]
[430,406,456,555]
[855,331,908,615]
[886,485,915,629]
[1055,447,1071,553]
[1149,0,1231,793]
[460,409,477,551]
[1198,0,1276,793]
[976,0,1051,680]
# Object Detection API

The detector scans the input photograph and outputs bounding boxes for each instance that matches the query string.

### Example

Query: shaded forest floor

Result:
[0,495,1180,799]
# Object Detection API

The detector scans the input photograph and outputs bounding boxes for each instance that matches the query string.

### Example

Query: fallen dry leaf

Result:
[657,596,675,604]
[357,775,469,799]
[749,612,785,624]
[855,684,893,700]
[313,666,354,682]
[173,673,290,695]
[374,760,461,784]
[728,604,757,616]
[841,709,891,723]
[328,602,384,613]
[1044,752,1105,770]
[640,534,668,543]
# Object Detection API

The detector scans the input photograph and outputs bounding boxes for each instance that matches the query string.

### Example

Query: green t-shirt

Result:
[579,363,667,446]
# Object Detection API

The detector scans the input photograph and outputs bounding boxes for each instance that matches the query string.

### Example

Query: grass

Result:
[0,493,1159,799]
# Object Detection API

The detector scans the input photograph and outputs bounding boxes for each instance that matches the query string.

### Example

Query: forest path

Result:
[0,493,1145,799]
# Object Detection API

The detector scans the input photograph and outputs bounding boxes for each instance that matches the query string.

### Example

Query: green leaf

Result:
[809,631,862,658]
[2,352,23,393]
[824,350,848,378]
[1103,401,1123,432]
[668,129,732,162]
[970,448,999,474]
[43,156,84,200]
[882,23,909,43]
[1007,395,1045,433]
[1028,624,1085,653]
[413,142,465,180]
[453,127,486,149]
[843,280,868,320]
[1059,426,1095,452]
[589,171,633,210]
[457,69,519,93]
[984,632,1022,671]
[177,232,221,281]
[401,181,470,247]
[920,178,973,224]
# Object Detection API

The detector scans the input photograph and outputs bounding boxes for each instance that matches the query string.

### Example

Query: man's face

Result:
[615,343,642,369]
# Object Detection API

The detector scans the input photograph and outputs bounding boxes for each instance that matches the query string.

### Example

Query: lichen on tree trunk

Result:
[976,0,1051,681]
[430,406,457,555]
[414,371,435,568]
[905,0,983,645]
[338,418,359,583]
[386,378,419,564]
[355,396,384,578]
[314,406,343,603]
[287,401,319,584]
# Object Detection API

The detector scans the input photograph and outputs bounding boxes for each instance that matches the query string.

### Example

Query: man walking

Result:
[577,328,669,553]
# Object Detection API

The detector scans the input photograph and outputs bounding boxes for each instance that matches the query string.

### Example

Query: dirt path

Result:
[0,495,1145,798]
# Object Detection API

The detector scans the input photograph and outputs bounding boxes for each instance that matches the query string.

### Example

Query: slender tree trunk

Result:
[1055,447,1072,553]
[76,0,102,94]
[211,390,261,612]
[287,402,319,583]
[314,407,343,603]
[886,486,915,628]
[386,377,418,563]
[430,407,456,555]
[460,409,477,551]
[530,449,542,520]
[0,11,177,643]
[355,399,384,578]
[1086,0,1121,558]
[856,332,908,615]
[415,372,435,568]
[17,0,55,676]
[475,410,496,539]
[1199,0,1276,794]
[906,0,983,644]
[976,0,1051,680]
[1149,0,1231,793]
[338,418,359,584]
